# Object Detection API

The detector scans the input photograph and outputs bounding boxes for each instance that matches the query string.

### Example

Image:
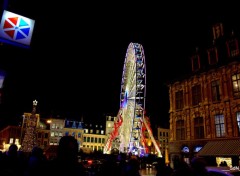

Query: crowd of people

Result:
[0,135,209,176]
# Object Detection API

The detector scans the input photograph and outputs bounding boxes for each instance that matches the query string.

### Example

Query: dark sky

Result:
[0,1,239,129]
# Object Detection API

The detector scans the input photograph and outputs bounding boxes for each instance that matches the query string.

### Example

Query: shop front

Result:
[197,139,240,167]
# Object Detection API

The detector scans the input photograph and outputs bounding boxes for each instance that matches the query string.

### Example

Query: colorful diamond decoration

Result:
[0,10,35,46]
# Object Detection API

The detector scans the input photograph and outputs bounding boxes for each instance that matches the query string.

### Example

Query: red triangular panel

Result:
[5,30,15,38]
[3,20,14,29]
[8,17,18,25]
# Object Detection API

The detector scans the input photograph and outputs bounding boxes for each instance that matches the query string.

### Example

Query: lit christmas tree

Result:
[20,100,38,153]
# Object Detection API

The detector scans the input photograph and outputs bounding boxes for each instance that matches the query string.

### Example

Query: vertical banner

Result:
[0,10,35,46]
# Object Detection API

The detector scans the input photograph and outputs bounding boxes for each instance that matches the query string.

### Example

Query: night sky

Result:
[0,1,239,130]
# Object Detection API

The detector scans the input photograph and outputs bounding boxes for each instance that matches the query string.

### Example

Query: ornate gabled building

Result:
[168,22,240,168]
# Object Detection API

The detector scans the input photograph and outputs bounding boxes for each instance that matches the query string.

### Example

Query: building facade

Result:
[157,127,170,162]
[168,23,240,168]
[82,122,106,153]
[0,125,21,151]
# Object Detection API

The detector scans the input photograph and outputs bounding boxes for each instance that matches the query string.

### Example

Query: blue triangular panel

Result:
[20,28,30,36]
[16,31,25,40]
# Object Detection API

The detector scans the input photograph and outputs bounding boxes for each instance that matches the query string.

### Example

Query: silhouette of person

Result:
[25,146,47,176]
[1,143,25,176]
[190,157,208,176]
[47,136,86,176]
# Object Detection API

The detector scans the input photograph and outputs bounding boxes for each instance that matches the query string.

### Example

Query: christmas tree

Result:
[20,100,38,153]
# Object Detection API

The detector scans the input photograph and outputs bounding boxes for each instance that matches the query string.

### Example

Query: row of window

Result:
[83,136,105,144]
[159,131,169,137]
[51,122,104,131]
[84,129,105,135]
[176,113,240,140]
[82,145,104,151]
[175,73,240,109]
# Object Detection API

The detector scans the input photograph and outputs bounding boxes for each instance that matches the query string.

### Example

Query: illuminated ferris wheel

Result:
[118,42,146,155]
[103,42,161,157]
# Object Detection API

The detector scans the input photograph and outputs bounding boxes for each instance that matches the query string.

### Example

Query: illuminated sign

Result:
[0,10,35,46]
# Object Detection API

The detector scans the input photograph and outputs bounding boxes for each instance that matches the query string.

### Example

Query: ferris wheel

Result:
[103,42,161,157]
[118,42,146,155]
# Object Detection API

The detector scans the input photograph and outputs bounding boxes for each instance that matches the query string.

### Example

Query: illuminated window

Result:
[101,130,104,134]
[215,114,225,137]
[84,129,89,134]
[51,132,54,137]
[176,120,185,140]
[175,90,184,110]
[90,129,93,134]
[51,123,55,129]
[192,85,202,106]
[96,130,99,134]
[9,138,13,144]
[232,73,240,98]
[54,132,58,137]
[211,80,221,102]
[194,117,204,139]
[226,39,239,57]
